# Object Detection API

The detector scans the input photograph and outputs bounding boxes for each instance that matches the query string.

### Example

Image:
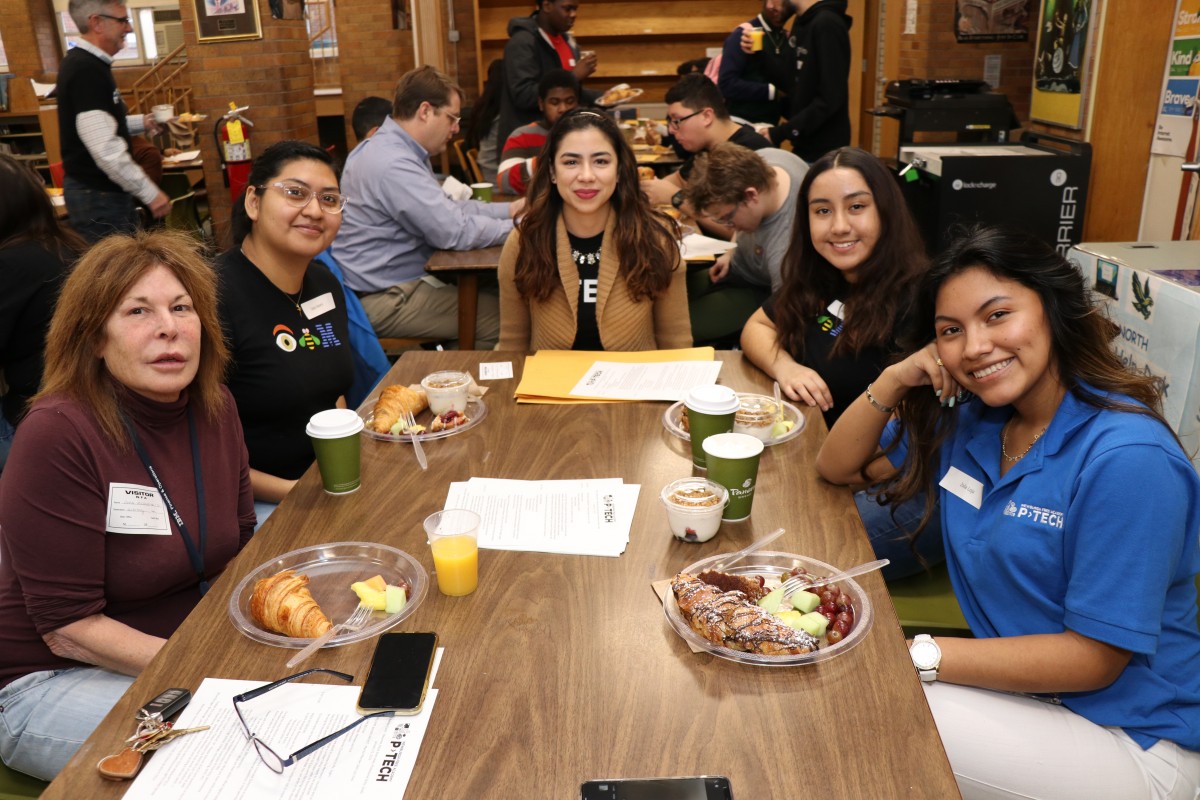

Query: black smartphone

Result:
[580,776,733,800]
[356,631,438,715]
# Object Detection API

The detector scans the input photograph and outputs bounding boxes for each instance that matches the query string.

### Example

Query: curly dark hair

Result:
[513,109,679,303]
[771,146,927,361]
[880,224,1175,537]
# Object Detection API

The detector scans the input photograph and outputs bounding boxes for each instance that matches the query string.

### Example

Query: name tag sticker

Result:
[106,483,171,535]
[479,362,514,380]
[939,466,983,510]
[827,299,845,320]
[301,292,335,320]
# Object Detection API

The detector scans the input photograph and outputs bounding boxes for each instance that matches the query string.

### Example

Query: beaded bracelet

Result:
[865,383,895,414]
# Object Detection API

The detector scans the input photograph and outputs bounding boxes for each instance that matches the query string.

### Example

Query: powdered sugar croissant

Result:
[250,569,333,638]
[371,385,429,433]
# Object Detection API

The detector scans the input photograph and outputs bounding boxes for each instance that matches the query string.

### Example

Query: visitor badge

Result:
[301,292,335,319]
[939,466,982,509]
[106,483,171,535]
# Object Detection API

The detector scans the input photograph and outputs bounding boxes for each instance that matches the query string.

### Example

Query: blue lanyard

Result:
[121,406,209,596]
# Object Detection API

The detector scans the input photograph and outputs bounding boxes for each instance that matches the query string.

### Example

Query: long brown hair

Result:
[880,225,1173,537]
[771,147,926,360]
[37,229,230,445]
[514,109,679,303]
[0,154,85,258]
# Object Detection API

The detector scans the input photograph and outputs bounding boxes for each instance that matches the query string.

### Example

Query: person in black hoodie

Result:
[498,0,601,146]
[762,0,852,163]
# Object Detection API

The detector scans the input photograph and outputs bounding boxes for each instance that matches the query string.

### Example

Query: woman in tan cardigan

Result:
[497,110,691,351]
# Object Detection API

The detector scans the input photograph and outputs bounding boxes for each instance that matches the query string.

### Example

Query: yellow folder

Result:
[515,347,716,404]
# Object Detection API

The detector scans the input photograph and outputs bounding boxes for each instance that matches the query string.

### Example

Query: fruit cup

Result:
[661,478,728,543]
[421,370,471,415]
[733,395,778,442]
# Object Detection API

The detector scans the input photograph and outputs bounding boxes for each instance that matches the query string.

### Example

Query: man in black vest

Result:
[57,0,169,243]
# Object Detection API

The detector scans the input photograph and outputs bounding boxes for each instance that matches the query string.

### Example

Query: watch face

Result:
[910,641,939,670]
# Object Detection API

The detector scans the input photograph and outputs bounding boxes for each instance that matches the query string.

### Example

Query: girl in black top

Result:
[741,146,939,579]
[217,142,354,517]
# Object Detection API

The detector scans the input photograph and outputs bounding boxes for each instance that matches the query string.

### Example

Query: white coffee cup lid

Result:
[306,408,365,438]
[702,431,765,458]
[684,384,739,414]
[470,182,493,189]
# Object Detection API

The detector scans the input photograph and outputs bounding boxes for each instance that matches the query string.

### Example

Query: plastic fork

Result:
[780,558,890,601]
[404,409,428,470]
[285,602,374,668]
[710,527,786,572]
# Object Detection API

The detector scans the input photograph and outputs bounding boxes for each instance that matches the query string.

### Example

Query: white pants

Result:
[924,682,1200,799]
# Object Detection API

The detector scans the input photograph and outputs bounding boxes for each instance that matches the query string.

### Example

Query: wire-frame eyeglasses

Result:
[256,182,349,213]
[232,668,393,772]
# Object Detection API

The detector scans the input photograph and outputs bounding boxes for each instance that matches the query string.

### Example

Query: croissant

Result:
[671,573,817,656]
[250,569,333,638]
[371,385,429,433]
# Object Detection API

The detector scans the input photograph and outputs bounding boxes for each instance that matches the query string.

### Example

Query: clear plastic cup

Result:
[660,477,728,542]
[733,395,779,442]
[421,370,471,415]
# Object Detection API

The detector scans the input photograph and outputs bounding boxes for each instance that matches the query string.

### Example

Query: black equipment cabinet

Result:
[896,131,1092,256]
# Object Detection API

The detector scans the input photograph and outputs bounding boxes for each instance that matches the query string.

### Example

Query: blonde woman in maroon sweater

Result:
[0,230,254,781]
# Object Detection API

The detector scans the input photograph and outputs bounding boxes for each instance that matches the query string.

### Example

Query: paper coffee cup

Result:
[471,182,494,202]
[749,29,764,52]
[306,409,365,495]
[152,104,174,123]
[684,385,738,469]
[703,432,764,521]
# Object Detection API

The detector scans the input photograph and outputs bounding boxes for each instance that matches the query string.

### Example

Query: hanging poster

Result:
[1029,0,1095,128]
[1153,0,1200,157]
[955,0,1033,43]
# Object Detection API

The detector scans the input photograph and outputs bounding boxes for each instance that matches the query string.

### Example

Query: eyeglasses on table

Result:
[232,668,393,773]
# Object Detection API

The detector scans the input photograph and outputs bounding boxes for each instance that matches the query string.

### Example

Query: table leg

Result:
[458,273,479,350]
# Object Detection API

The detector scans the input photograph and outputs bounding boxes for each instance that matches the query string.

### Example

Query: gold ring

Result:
[935,357,944,367]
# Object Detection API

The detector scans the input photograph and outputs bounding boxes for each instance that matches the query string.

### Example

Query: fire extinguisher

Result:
[213,102,255,202]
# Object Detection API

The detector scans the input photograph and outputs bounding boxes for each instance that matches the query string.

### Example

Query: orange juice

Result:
[431,535,478,596]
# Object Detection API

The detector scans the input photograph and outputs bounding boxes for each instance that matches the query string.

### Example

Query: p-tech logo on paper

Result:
[376,722,411,782]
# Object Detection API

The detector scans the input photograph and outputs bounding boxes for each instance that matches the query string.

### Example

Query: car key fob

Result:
[140,687,190,723]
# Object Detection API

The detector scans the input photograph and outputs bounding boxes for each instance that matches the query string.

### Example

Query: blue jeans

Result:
[254,500,277,531]
[63,177,139,244]
[0,667,134,781]
[855,488,945,581]
[0,410,13,474]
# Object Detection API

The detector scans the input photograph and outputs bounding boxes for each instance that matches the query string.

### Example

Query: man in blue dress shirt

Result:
[333,66,523,347]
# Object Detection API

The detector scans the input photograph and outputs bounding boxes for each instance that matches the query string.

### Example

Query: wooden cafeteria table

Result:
[42,351,959,799]
[424,244,503,350]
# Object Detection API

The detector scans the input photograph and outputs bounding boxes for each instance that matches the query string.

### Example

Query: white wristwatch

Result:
[910,634,941,682]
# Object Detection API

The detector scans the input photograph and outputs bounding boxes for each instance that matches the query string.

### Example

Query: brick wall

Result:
[898,0,1036,130]
[333,0,484,147]
[179,0,317,248]
[334,0,416,146]
[0,0,62,79]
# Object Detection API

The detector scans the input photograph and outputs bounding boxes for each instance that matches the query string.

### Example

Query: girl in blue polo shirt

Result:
[817,226,1200,798]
